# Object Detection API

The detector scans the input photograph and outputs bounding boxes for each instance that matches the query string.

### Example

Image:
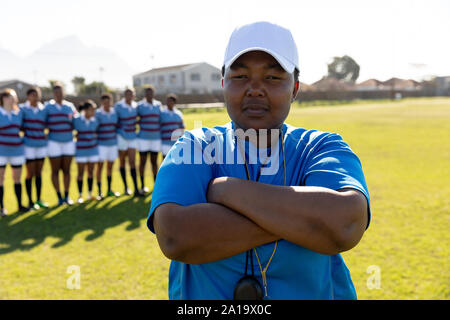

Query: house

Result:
[0,79,35,100]
[435,76,450,96]
[299,82,315,92]
[132,62,222,95]
[381,78,422,91]
[355,79,387,91]
[311,77,355,91]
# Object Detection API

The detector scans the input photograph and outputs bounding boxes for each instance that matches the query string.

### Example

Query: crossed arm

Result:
[153,176,368,265]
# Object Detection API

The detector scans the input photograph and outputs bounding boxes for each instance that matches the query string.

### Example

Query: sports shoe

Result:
[136,189,146,197]
[58,198,65,206]
[18,205,28,213]
[124,188,133,196]
[65,197,74,206]
[35,200,49,209]
[77,197,84,204]
[86,193,93,201]
[107,191,120,197]
[96,193,104,201]
[141,186,149,193]
[1,208,7,218]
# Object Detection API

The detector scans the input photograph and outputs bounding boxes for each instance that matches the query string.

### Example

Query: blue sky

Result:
[1,0,449,86]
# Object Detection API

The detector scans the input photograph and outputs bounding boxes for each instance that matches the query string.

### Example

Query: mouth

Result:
[242,104,269,117]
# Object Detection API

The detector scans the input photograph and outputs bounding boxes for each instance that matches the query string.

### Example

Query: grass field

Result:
[0,97,449,299]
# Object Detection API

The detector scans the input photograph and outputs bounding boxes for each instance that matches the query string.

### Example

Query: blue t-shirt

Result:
[20,101,48,148]
[73,115,99,158]
[147,122,371,300]
[115,100,138,140]
[160,107,184,146]
[0,107,24,157]
[44,99,76,142]
[137,99,162,140]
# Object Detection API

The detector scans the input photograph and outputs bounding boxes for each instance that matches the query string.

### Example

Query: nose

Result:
[246,79,265,97]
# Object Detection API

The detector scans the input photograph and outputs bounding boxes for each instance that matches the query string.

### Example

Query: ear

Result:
[292,81,300,101]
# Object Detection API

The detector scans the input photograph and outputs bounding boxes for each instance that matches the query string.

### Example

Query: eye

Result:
[232,74,248,79]
[266,75,281,80]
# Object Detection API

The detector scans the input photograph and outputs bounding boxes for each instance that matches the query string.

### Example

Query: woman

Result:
[137,86,162,194]
[20,87,49,210]
[45,83,76,206]
[147,22,370,300]
[0,89,27,217]
[95,93,120,199]
[159,93,185,158]
[73,100,99,203]
[114,88,139,197]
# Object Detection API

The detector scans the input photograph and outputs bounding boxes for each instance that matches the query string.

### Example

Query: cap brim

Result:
[224,47,295,73]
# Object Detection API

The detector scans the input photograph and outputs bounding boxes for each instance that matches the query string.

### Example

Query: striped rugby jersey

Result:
[137,99,162,140]
[0,107,24,157]
[19,101,48,148]
[160,106,184,146]
[73,114,99,157]
[114,100,138,140]
[44,99,76,142]
[95,107,118,146]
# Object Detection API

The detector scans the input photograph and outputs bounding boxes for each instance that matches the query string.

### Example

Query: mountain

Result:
[0,35,135,92]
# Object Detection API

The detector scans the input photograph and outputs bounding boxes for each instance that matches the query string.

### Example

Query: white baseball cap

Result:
[223,21,299,74]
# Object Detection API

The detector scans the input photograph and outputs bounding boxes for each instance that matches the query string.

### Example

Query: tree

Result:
[72,76,86,95]
[81,81,108,96]
[71,76,110,96]
[327,55,360,83]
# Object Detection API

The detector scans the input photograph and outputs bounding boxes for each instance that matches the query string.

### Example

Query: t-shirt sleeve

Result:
[302,132,371,229]
[147,130,213,233]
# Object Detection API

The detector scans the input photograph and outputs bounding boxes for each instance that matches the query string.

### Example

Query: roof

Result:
[356,79,384,87]
[311,77,354,91]
[134,63,201,77]
[382,78,422,90]
[0,79,34,88]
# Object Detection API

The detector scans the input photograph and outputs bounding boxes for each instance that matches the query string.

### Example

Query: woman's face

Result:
[223,51,299,131]
[2,92,18,109]
[28,91,41,106]
[145,89,154,102]
[53,87,64,102]
[85,106,95,119]
[101,98,111,109]
[125,90,135,103]
[166,98,175,108]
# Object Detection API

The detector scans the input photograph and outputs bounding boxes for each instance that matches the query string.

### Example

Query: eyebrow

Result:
[267,63,284,71]
[230,62,248,70]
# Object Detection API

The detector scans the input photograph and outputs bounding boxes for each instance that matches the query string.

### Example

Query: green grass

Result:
[1,97,449,299]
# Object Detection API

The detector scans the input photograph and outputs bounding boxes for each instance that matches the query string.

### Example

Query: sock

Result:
[35,176,42,201]
[25,178,33,205]
[87,178,93,193]
[130,168,138,192]
[97,182,102,195]
[120,167,128,190]
[65,191,69,199]
[77,179,83,197]
[107,176,112,193]
[14,183,23,208]
[56,191,62,201]
[0,186,3,208]
[140,173,145,190]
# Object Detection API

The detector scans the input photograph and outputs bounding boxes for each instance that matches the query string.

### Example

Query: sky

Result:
[1,0,449,88]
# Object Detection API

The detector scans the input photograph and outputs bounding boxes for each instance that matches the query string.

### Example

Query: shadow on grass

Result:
[0,192,152,255]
